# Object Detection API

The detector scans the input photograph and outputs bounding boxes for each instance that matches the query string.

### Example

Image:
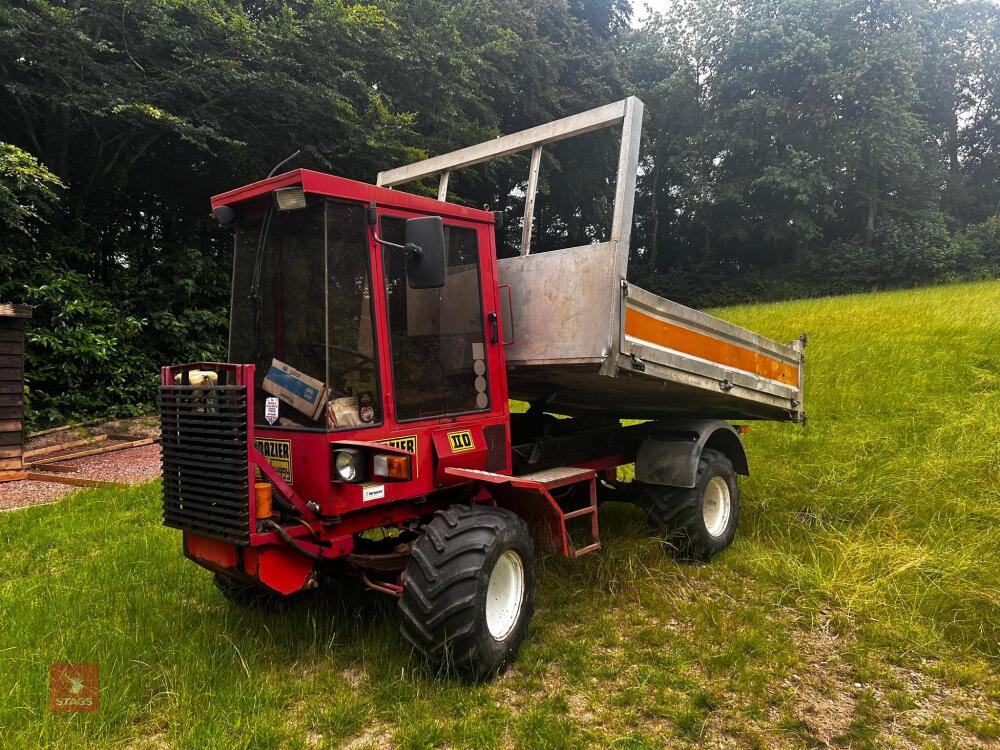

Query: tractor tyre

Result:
[398,504,535,681]
[213,572,287,610]
[642,448,740,562]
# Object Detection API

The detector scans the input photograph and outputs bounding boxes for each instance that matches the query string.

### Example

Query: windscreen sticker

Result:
[254,438,292,484]
[359,392,375,423]
[264,397,279,425]
[447,430,475,453]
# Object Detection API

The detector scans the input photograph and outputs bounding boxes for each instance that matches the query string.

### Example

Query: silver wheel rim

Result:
[485,550,525,641]
[703,476,731,538]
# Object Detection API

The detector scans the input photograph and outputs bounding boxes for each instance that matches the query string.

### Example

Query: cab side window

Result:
[381,218,490,421]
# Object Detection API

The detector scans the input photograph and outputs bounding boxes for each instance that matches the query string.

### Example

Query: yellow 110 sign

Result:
[447,430,475,453]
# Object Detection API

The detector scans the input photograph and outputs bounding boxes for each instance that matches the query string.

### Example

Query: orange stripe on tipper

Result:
[624,308,799,387]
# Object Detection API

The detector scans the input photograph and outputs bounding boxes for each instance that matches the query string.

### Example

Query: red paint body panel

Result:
[184,533,238,570]
[243,546,314,595]
[211,169,494,225]
[431,425,488,486]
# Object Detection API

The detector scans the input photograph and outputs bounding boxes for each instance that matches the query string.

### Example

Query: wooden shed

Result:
[0,303,31,477]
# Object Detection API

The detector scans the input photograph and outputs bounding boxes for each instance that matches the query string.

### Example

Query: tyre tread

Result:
[643,449,740,562]
[398,504,533,680]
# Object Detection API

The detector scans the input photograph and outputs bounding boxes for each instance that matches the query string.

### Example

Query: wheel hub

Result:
[703,475,732,538]
[485,550,525,640]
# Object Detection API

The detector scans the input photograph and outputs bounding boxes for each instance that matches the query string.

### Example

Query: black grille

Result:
[484,424,508,472]
[160,385,251,544]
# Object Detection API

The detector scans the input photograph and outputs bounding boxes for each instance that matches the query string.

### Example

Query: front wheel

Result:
[643,448,740,562]
[398,505,535,681]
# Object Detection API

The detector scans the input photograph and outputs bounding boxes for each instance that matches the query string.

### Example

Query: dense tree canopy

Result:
[1,0,998,426]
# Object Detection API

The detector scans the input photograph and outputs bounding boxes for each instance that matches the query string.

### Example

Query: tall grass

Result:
[720,280,1000,659]
[0,280,997,749]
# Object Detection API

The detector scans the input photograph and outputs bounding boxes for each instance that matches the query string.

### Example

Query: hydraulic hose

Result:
[271,490,299,516]
[265,520,324,562]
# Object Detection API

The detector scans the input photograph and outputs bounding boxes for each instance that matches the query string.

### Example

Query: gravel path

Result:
[0,480,73,510]
[24,416,160,452]
[0,444,162,512]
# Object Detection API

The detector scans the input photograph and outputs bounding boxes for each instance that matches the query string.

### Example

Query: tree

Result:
[0,142,62,238]
[1,0,999,422]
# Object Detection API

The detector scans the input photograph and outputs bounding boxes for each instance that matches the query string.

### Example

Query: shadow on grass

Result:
[195,500,658,681]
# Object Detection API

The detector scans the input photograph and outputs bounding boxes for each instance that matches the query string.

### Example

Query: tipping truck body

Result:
[499,251,803,421]
[160,98,805,680]
[376,97,804,424]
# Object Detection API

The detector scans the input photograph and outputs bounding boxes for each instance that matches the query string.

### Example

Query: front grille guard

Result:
[159,384,250,543]
[159,363,319,546]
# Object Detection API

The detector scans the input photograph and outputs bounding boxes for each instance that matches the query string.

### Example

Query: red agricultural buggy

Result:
[160,98,805,679]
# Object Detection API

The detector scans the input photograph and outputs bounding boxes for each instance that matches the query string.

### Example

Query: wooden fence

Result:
[0,303,31,476]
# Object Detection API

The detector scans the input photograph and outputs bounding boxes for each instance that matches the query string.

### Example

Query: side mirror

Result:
[404,216,447,289]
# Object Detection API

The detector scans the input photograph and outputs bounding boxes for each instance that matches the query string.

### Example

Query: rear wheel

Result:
[643,449,740,562]
[398,505,535,681]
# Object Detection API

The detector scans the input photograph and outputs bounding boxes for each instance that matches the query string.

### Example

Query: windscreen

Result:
[229,199,379,430]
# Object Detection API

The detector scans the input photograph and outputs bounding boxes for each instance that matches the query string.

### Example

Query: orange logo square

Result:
[49,663,99,713]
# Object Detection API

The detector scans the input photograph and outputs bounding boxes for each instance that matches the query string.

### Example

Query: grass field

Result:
[2,280,999,749]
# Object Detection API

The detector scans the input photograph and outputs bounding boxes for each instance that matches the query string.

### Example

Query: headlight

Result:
[333,448,365,483]
[274,186,306,211]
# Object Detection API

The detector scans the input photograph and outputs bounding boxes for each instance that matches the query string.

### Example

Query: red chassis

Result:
[161,169,624,599]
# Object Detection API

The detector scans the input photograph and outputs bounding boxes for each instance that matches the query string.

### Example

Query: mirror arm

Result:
[371,228,406,251]
[372,229,423,259]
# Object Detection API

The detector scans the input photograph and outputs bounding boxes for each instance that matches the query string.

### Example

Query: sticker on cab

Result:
[447,430,475,453]
[362,484,385,502]
[264,397,279,425]
[254,438,292,483]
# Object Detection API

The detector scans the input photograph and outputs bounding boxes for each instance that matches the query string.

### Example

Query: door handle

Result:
[487,312,499,344]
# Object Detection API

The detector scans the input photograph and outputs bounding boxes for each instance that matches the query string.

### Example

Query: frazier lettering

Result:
[254,438,293,483]
[256,440,290,460]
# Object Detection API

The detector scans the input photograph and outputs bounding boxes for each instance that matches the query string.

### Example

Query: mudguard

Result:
[634,420,749,488]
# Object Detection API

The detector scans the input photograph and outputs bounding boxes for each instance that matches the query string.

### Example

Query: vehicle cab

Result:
[210,169,510,519]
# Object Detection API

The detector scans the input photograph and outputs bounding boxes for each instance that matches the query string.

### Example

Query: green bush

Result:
[871,213,958,285]
[1,255,154,430]
[634,214,1000,309]
[0,140,228,430]
[951,217,1000,276]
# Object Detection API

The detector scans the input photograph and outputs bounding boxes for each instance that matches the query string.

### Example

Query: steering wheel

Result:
[328,344,375,367]
[302,341,375,368]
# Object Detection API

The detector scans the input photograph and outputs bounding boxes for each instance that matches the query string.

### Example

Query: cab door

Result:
[375,213,510,487]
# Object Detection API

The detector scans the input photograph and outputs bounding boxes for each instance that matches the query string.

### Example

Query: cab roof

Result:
[210,169,495,225]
